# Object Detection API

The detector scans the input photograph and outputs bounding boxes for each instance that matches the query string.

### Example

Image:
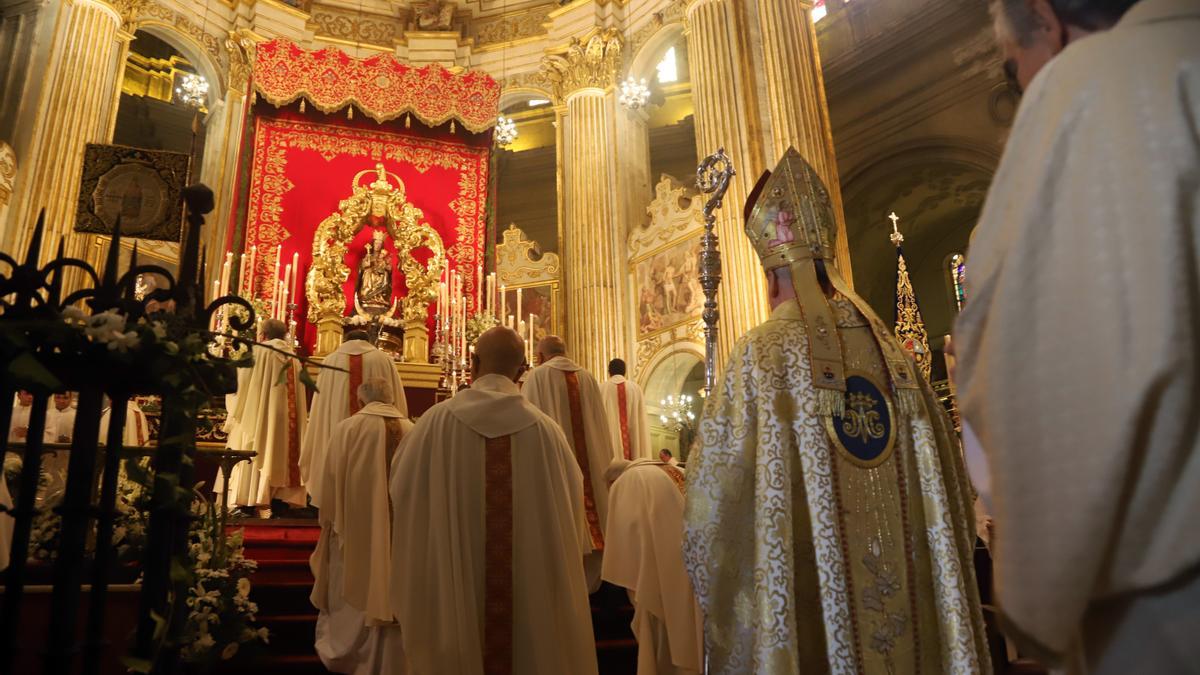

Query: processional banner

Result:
[242,109,489,353]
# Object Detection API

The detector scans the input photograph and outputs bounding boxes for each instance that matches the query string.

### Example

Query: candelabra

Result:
[696,148,735,394]
[175,73,209,109]
[494,115,518,147]
[619,76,651,111]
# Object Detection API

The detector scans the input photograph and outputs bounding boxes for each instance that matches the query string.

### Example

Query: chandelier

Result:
[494,114,518,147]
[619,76,650,111]
[659,393,696,430]
[175,73,209,108]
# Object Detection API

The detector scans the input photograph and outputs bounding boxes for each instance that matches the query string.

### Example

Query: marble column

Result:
[542,30,627,378]
[685,0,770,366]
[6,0,126,267]
[755,0,853,280]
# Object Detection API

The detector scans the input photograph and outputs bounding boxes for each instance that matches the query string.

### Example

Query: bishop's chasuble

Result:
[522,355,619,589]
[683,148,988,675]
[389,374,598,675]
[301,339,407,508]
[221,338,308,508]
[601,375,653,461]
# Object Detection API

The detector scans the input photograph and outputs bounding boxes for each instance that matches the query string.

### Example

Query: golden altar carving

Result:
[305,163,447,359]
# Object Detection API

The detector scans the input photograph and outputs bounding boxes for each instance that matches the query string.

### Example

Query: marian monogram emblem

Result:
[825,372,896,467]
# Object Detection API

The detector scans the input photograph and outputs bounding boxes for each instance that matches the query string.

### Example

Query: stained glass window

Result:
[813,0,828,22]
[949,253,967,311]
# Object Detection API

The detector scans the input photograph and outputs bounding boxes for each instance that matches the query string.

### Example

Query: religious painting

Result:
[75,143,189,241]
[500,282,557,345]
[633,237,703,338]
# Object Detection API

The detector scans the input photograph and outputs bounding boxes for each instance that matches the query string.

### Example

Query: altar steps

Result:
[228,519,639,675]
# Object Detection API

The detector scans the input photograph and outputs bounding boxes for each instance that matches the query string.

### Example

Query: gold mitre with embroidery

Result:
[744,147,837,270]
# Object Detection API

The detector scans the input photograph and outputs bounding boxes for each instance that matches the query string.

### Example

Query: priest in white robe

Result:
[390,327,598,675]
[602,458,702,675]
[99,397,149,447]
[955,0,1200,671]
[310,377,411,674]
[9,391,36,443]
[522,335,617,591]
[46,393,75,444]
[218,319,308,515]
[601,359,652,461]
[301,330,406,509]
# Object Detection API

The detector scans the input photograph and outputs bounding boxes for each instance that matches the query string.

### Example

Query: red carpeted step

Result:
[250,558,315,584]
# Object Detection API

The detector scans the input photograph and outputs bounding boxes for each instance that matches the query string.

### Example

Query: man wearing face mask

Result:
[954,0,1200,673]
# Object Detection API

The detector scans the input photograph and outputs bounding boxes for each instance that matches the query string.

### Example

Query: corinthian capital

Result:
[102,0,150,31]
[539,28,622,103]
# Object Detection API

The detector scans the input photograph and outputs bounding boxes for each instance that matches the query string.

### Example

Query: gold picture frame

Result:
[75,143,189,242]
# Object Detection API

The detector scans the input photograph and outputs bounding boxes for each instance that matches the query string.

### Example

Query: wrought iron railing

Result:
[0,184,255,675]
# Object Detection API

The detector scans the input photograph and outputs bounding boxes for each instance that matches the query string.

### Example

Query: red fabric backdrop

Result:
[242,106,490,354]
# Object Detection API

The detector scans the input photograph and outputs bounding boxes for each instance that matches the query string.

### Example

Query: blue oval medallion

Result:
[826,373,895,467]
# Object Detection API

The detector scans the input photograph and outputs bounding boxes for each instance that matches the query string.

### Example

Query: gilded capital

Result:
[226,29,257,92]
[539,29,622,103]
[102,0,150,31]
[0,141,15,208]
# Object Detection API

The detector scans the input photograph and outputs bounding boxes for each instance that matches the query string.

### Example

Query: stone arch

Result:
[841,137,999,350]
[638,345,705,459]
[134,21,226,105]
[627,21,685,82]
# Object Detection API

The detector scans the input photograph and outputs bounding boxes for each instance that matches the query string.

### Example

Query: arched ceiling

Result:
[844,158,993,345]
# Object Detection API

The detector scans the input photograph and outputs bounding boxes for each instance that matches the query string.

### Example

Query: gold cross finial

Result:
[888,211,904,246]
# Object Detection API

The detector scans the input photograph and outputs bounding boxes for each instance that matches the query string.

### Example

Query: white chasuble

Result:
[522,356,618,589]
[389,374,598,675]
[601,375,653,461]
[603,459,703,675]
[219,338,308,508]
[683,300,988,675]
[310,402,411,674]
[301,339,406,508]
[954,0,1200,668]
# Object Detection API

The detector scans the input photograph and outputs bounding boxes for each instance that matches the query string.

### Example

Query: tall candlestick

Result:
[500,285,506,323]
[477,263,483,313]
[236,253,246,297]
[219,252,233,297]
[516,288,522,327]
[210,280,220,330]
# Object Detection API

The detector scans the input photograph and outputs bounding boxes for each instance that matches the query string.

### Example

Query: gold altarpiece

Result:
[305,164,447,361]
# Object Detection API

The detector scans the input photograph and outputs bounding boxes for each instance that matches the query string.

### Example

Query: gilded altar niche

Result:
[305,163,447,359]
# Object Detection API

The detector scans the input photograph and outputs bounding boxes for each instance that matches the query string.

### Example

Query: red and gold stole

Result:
[133,411,146,447]
[658,464,686,496]
[348,353,364,415]
[564,371,604,551]
[284,357,302,486]
[616,382,631,460]
[483,435,514,675]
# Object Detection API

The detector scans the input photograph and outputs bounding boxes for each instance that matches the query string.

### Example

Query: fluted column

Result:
[756,0,853,280]
[6,0,125,264]
[542,30,626,378]
[685,0,770,366]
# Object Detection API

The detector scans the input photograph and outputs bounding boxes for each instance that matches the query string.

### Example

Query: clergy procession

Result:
[1,0,1198,673]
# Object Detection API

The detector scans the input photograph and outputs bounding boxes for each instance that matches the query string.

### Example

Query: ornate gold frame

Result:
[305,163,447,357]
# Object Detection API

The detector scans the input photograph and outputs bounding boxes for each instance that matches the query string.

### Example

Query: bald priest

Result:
[389,327,598,675]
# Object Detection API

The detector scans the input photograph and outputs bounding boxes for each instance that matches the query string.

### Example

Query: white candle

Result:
[291,252,301,302]
[219,252,232,297]
[477,263,483,313]
[246,245,257,297]
[500,285,506,322]
[236,253,246,297]
[271,245,281,307]
[516,288,522,326]
[210,280,220,329]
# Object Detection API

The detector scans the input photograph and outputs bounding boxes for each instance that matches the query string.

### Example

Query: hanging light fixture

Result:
[619,76,650,111]
[176,73,209,108]
[658,393,696,429]
[495,114,518,147]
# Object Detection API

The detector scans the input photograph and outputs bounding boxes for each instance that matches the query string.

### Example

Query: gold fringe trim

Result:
[817,388,846,418]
